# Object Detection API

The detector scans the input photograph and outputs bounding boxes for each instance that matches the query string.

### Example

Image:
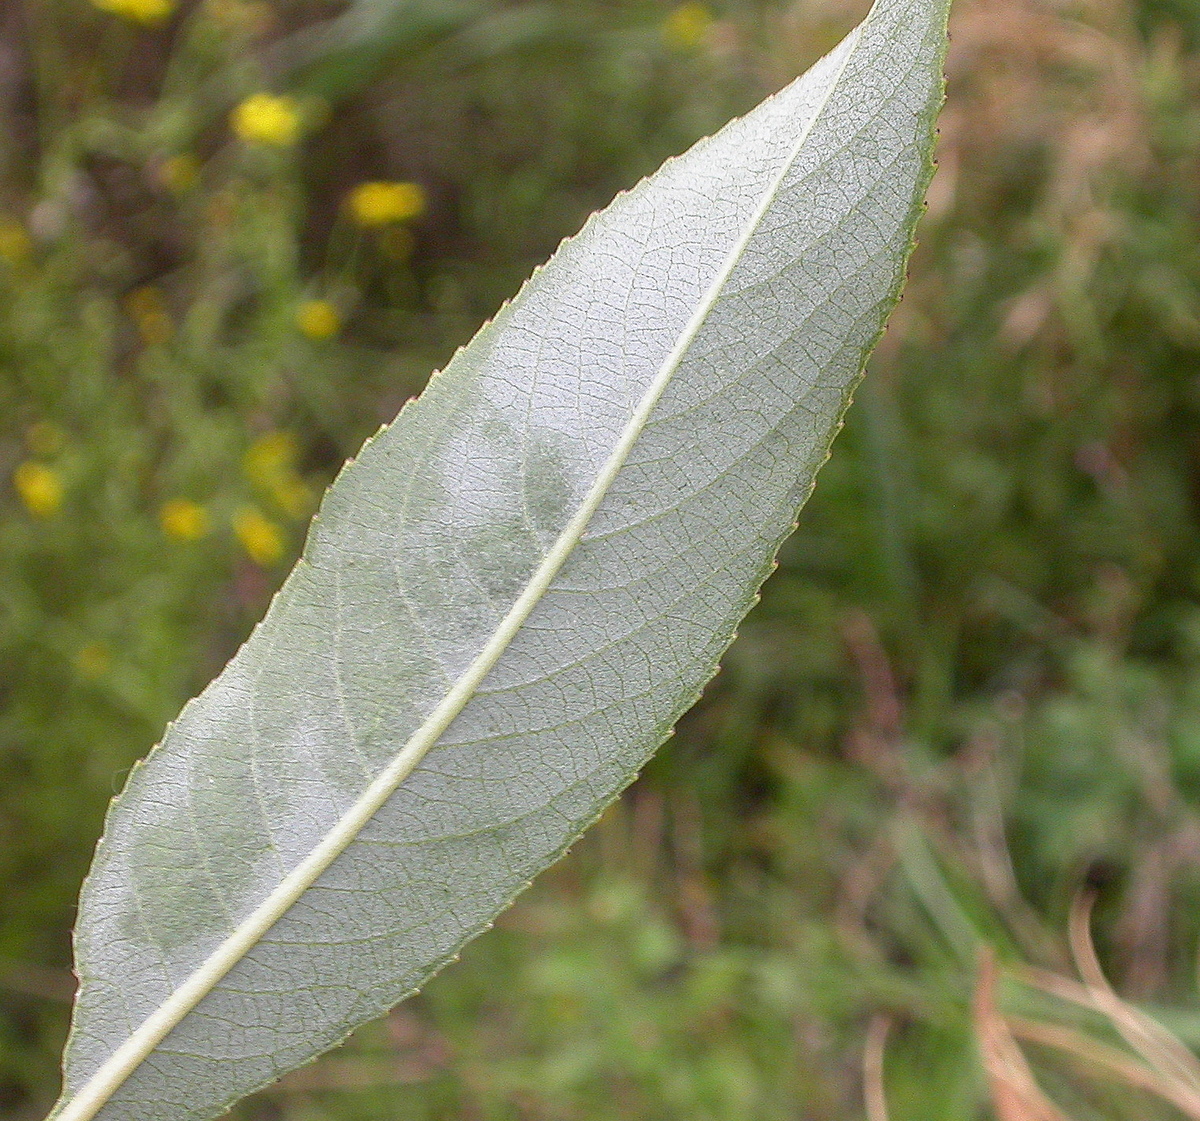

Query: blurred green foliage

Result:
[3,0,1200,1118]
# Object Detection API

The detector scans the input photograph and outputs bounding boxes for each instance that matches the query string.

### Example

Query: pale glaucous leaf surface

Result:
[53,0,949,1117]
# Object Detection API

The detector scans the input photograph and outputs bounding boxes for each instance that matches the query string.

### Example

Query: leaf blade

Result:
[56,1,950,1117]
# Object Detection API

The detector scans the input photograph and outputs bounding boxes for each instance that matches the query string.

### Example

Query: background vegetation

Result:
[2,0,1200,1117]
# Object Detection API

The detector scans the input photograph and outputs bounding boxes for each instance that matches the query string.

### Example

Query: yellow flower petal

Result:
[13,461,63,518]
[91,0,174,24]
[269,476,314,520]
[160,498,211,542]
[296,299,341,341]
[232,93,302,147]
[347,181,426,226]
[0,219,32,265]
[662,2,714,51]
[234,506,285,566]
[243,431,298,486]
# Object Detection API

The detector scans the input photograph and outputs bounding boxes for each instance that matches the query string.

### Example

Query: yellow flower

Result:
[243,431,313,519]
[347,181,426,227]
[231,93,302,147]
[662,2,714,51]
[296,299,341,341]
[0,219,32,265]
[91,0,174,24]
[243,431,298,486]
[13,461,63,517]
[74,642,111,680]
[234,506,285,566]
[160,498,211,542]
[270,476,314,520]
[125,285,172,346]
[159,154,199,194]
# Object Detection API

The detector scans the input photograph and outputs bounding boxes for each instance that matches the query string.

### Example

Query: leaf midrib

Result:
[55,26,863,1121]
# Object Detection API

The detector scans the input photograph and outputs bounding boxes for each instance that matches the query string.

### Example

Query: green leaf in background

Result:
[51,0,949,1117]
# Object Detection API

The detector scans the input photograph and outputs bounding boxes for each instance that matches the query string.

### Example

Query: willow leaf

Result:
[53,0,949,1117]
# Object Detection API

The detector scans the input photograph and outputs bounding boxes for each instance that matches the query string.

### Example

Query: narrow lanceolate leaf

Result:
[54,1,949,1118]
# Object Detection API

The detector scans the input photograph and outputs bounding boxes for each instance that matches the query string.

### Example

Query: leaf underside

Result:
[54,1,950,1118]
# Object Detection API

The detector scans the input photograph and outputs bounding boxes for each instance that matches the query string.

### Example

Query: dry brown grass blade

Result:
[975,949,1074,1121]
[1018,961,1200,1103]
[863,1014,893,1121]
[1069,892,1200,1096]
[1007,1015,1200,1119]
